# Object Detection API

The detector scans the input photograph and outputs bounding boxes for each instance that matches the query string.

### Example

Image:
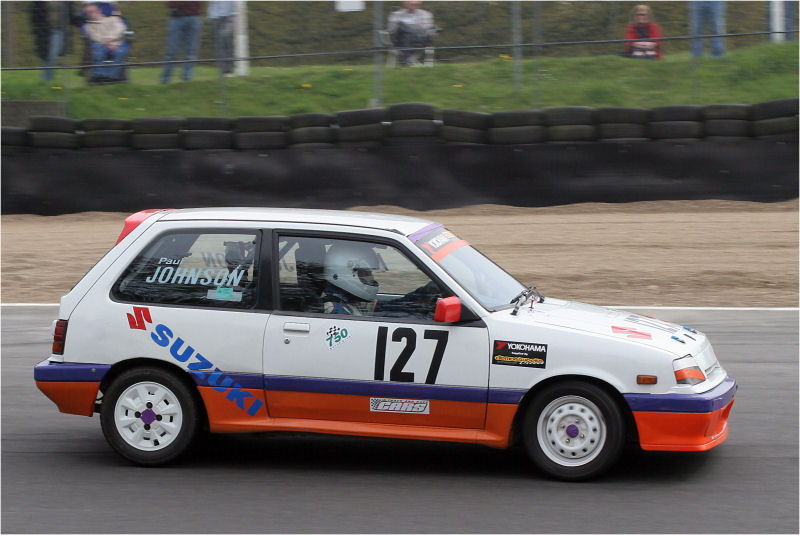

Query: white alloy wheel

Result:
[537,395,606,467]
[114,381,183,451]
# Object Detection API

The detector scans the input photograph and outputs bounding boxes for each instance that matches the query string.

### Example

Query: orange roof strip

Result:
[431,239,470,262]
[675,368,705,381]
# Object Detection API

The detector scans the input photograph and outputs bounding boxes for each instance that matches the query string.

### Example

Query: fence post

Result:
[512,1,522,93]
[234,1,250,76]
[373,1,384,107]
[532,1,542,108]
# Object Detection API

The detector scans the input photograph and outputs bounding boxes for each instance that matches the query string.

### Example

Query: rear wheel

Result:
[100,367,200,466]
[523,381,625,481]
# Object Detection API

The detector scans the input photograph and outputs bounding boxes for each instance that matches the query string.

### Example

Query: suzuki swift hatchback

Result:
[35,208,737,480]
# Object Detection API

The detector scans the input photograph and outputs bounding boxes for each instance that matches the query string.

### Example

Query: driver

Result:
[321,242,380,316]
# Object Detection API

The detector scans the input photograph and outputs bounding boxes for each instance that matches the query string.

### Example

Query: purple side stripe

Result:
[191,372,264,389]
[624,377,737,413]
[34,360,111,382]
[407,223,443,243]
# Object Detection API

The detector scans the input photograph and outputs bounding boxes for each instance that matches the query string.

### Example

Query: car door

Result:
[263,232,490,429]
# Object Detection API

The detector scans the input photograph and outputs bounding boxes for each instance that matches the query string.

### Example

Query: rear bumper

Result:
[624,377,737,451]
[34,360,111,416]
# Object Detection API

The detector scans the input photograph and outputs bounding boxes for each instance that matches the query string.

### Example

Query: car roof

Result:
[157,207,438,236]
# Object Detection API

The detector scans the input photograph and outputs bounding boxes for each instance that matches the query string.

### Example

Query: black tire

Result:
[82,130,131,148]
[29,115,76,133]
[234,131,288,149]
[235,116,289,132]
[131,117,185,134]
[290,113,332,129]
[442,125,486,143]
[2,127,29,146]
[289,126,334,144]
[442,109,491,129]
[598,137,650,143]
[488,125,545,144]
[703,104,752,121]
[132,133,181,150]
[594,107,649,124]
[80,118,132,131]
[289,142,336,149]
[336,108,386,127]
[546,124,596,142]
[648,120,703,139]
[543,106,594,126]
[756,131,799,142]
[705,136,751,143]
[492,110,544,128]
[181,130,233,149]
[752,116,798,137]
[387,102,436,121]
[703,119,750,137]
[389,119,438,137]
[336,123,386,142]
[597,123,646,139]
[650,105,702,122]
[29,131,79,149]
[185,117,233,131]
[751,98,798,121]
[100,366,201,466]
[522,381,625,481]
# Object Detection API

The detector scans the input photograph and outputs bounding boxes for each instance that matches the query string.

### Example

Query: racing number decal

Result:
[374,326,449,384]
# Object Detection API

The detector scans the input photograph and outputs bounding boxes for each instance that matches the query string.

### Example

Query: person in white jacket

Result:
[387,1,436,66]
[83,3,128,83]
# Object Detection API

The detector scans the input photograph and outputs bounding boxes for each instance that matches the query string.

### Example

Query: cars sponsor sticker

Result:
[413,228,469,262]
[492,340,547,368]
[370,398,430,414]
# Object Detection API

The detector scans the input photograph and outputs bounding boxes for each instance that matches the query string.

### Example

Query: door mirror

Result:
[434,296,461,323]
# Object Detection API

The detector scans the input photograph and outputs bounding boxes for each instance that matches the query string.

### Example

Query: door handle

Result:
[283,322,310,333]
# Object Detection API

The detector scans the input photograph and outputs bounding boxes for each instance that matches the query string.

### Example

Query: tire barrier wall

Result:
[1,99,797,215]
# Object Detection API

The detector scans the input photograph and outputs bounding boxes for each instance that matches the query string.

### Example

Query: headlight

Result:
[673,354,705,385]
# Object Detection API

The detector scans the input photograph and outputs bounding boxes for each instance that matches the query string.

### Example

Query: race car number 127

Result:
[374,327,449,385]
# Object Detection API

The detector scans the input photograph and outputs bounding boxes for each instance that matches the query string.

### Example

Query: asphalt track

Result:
[2,305,797,533]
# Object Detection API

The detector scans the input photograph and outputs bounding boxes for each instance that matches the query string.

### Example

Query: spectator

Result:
[689,1,726,57]
[624,4,663,60]
[31,2,81,82]
[208,1,236,77]
[83,2,128,84]
[387,1,436,66]
[160,1,203,84]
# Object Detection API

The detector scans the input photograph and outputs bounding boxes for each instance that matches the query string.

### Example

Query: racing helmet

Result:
[323,242,380,301]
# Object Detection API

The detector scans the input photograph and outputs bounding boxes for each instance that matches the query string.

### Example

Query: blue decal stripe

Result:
[34,361,111,382]
[192,372,263,389]
[624,377,737,413]
[488,389,527,405]
[265,375,490,403]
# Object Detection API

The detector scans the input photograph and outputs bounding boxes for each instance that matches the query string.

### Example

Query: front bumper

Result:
[34,360,111,416]
[623,377,737,451]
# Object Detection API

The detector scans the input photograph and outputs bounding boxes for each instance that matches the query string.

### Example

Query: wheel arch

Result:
[508,374,639,448]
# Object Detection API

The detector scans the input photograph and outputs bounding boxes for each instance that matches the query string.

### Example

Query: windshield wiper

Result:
[510,285,545,315]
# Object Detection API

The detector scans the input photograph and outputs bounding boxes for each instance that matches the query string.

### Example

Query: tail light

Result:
[52,319,68,355]
[673,354,705,385]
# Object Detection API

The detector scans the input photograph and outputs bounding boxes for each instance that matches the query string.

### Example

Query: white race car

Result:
[35,208,736,480]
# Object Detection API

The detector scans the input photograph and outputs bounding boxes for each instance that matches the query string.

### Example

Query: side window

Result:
[112,231,259,308]
[277,235,443,319]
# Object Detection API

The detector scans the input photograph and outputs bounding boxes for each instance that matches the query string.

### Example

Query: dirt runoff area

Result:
[2,200,797,306]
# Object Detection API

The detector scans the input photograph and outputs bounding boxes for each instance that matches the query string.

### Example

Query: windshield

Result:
[410,225,526,309]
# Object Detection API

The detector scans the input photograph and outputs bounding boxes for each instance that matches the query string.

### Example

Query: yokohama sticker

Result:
[492,340,547,368]
[370,398,430,414]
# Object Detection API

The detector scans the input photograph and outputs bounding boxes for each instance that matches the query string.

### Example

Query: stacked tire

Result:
[751,98,798,142]
[647,106,703,143]
[181,117,233,150]
[702,104,752,142]
[595,107,649,143]
[80,118,131,151]
[131,117,185,150]
[289,113,334,149]
[28,116,79,150]
[488,110,545,145]
[544,106,596,143]
[387,103,440,145]
[335,108,386,148]
[441,109,490,144]
[1,126,29,153]
[234,116,289,150]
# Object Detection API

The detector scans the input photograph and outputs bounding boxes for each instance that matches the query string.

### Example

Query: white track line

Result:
[1,303,797,311]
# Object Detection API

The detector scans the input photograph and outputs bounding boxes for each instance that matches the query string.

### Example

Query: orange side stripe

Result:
[36,381,99,417]
[675,368,705,381]
[431,240,470,262]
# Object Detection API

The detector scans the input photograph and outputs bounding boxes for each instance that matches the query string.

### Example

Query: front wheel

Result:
[100,367,200,466]
[522,381,625,481]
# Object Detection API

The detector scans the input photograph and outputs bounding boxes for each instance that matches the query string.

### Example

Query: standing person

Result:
[689,1,726,57]
[160,1,203,84]
[31,2,80,81]
[208,1,236,77]
[623,4,663,60]
[387,1,435,66]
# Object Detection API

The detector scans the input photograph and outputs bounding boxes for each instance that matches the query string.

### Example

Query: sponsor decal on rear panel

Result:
[492,340,547,368]
[370,398,431,414]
